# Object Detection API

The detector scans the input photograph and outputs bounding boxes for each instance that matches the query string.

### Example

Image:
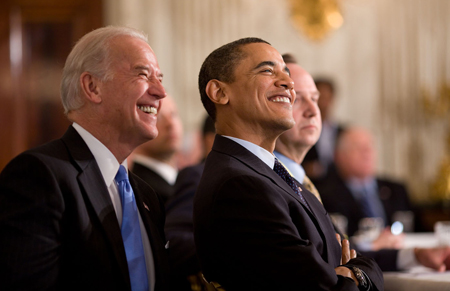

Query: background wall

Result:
[104,0,450,204]
[1,0,448,205]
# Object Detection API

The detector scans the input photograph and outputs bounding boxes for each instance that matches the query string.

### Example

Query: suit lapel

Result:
[129,173,168,288]
[299,182,341,266]
[61,127,130,287]
[213,135,340,264]
[213,135,313,213]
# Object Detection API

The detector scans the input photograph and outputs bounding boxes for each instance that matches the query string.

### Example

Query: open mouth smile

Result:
[137,105,157,114]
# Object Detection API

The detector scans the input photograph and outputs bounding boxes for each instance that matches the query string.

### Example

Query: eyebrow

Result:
[134,65,150,71]
[285,66,290,76]
[253,61,290,76]
[134,65,164,79]
[253,61,275,70]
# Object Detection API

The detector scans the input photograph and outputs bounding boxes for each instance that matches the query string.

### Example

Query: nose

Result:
[275,73,294,90]
[303,97,320,118]
[148,78,167,100]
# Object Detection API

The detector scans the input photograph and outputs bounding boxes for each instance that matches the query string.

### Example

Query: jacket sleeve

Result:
[0,153,64,290]
[196,174,385,290]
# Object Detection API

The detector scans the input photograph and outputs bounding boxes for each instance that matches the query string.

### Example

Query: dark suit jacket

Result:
[165,163,205,290]
[132,162,175,204]
[194,135,383,291]
[302,124,345,184]
[0,126,169,291]
[316,166,414,238]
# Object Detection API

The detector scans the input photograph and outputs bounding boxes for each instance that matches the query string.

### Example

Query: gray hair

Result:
[60,26,148,115]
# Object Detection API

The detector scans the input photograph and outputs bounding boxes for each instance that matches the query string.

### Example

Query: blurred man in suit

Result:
[0,26,170,290]
[277,54,450,273]
[302,77,345,183]
[194,38,384,291]
[164,115,215,291]
[317,127,415,238]
[132,95,183,203]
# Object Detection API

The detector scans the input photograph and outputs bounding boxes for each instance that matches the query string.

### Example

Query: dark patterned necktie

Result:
[273,159,310,210]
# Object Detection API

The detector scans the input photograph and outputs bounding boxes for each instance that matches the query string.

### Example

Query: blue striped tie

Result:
[116,165,149,291]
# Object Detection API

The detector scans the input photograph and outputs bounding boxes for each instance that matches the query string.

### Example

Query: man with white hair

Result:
[0,26,170,291]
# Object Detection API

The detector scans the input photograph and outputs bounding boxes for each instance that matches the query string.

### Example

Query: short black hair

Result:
[202,115,215,136]
[282,53,298,64]
[198,37,271,121]
[314,78,335,94]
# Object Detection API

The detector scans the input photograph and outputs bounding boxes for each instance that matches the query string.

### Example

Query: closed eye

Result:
[261,68,274,74]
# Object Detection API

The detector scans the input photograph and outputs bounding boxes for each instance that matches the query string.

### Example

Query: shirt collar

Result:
[72,123,126,187]
[222,135,275,169]
[132,154,178,185]
[273,151,305,183]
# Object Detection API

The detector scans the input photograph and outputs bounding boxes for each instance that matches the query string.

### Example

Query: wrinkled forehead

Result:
[109,35,159,67]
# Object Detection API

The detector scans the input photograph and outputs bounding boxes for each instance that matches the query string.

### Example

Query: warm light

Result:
[327,11,344,29]
[289,0,344,41]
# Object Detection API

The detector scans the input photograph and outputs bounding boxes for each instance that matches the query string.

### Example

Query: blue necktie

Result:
[115,165,149,291]
[273,159,310,210]
[358,187,377,218]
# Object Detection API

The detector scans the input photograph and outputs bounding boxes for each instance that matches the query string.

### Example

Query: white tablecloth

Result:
[384,232,450,291]
[384,268,450,291]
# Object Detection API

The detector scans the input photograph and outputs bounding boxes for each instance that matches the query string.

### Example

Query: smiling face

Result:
[137,95,183,161]
[278,63,321,155]
[98,35,167,145]
[218,42,295,143]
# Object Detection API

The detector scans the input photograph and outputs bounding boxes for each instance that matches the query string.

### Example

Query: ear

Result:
[206,79,229,105]
[80,72,102,104]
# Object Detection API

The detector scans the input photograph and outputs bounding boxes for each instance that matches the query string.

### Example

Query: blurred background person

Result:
[277,54,450,273]
[164,115,215,291]
[132,95,183,204]
[302,77,346,183]
[317,127,418,242]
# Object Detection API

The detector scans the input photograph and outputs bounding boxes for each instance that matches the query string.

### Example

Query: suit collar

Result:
[212,135,338,264]
[213,135,312,212]
[221,135,275,169]
[72,123,124,189]
[61,126,131,288]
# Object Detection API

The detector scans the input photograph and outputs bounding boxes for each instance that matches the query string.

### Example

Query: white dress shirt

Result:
[72,123,155,291]
[133,154,178,185]
[223,136,275,168]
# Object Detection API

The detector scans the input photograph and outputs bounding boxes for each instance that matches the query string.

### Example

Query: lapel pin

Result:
[143,202,150,211]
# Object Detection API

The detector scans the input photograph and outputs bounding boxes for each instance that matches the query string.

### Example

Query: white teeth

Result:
[138,105,157,114]
[271,97,290,103]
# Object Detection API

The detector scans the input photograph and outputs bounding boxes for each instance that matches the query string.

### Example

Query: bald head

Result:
[335,127,376,180]
[275,62,321,163]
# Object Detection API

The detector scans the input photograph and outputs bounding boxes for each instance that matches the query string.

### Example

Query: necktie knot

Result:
[115,165,129,183]
[273,159,310,210]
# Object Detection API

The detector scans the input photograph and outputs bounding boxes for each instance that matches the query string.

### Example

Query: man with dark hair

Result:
[198,37,270,121]
[164,115,216,291]
[132,95,183,204]
[193,38,383,291]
